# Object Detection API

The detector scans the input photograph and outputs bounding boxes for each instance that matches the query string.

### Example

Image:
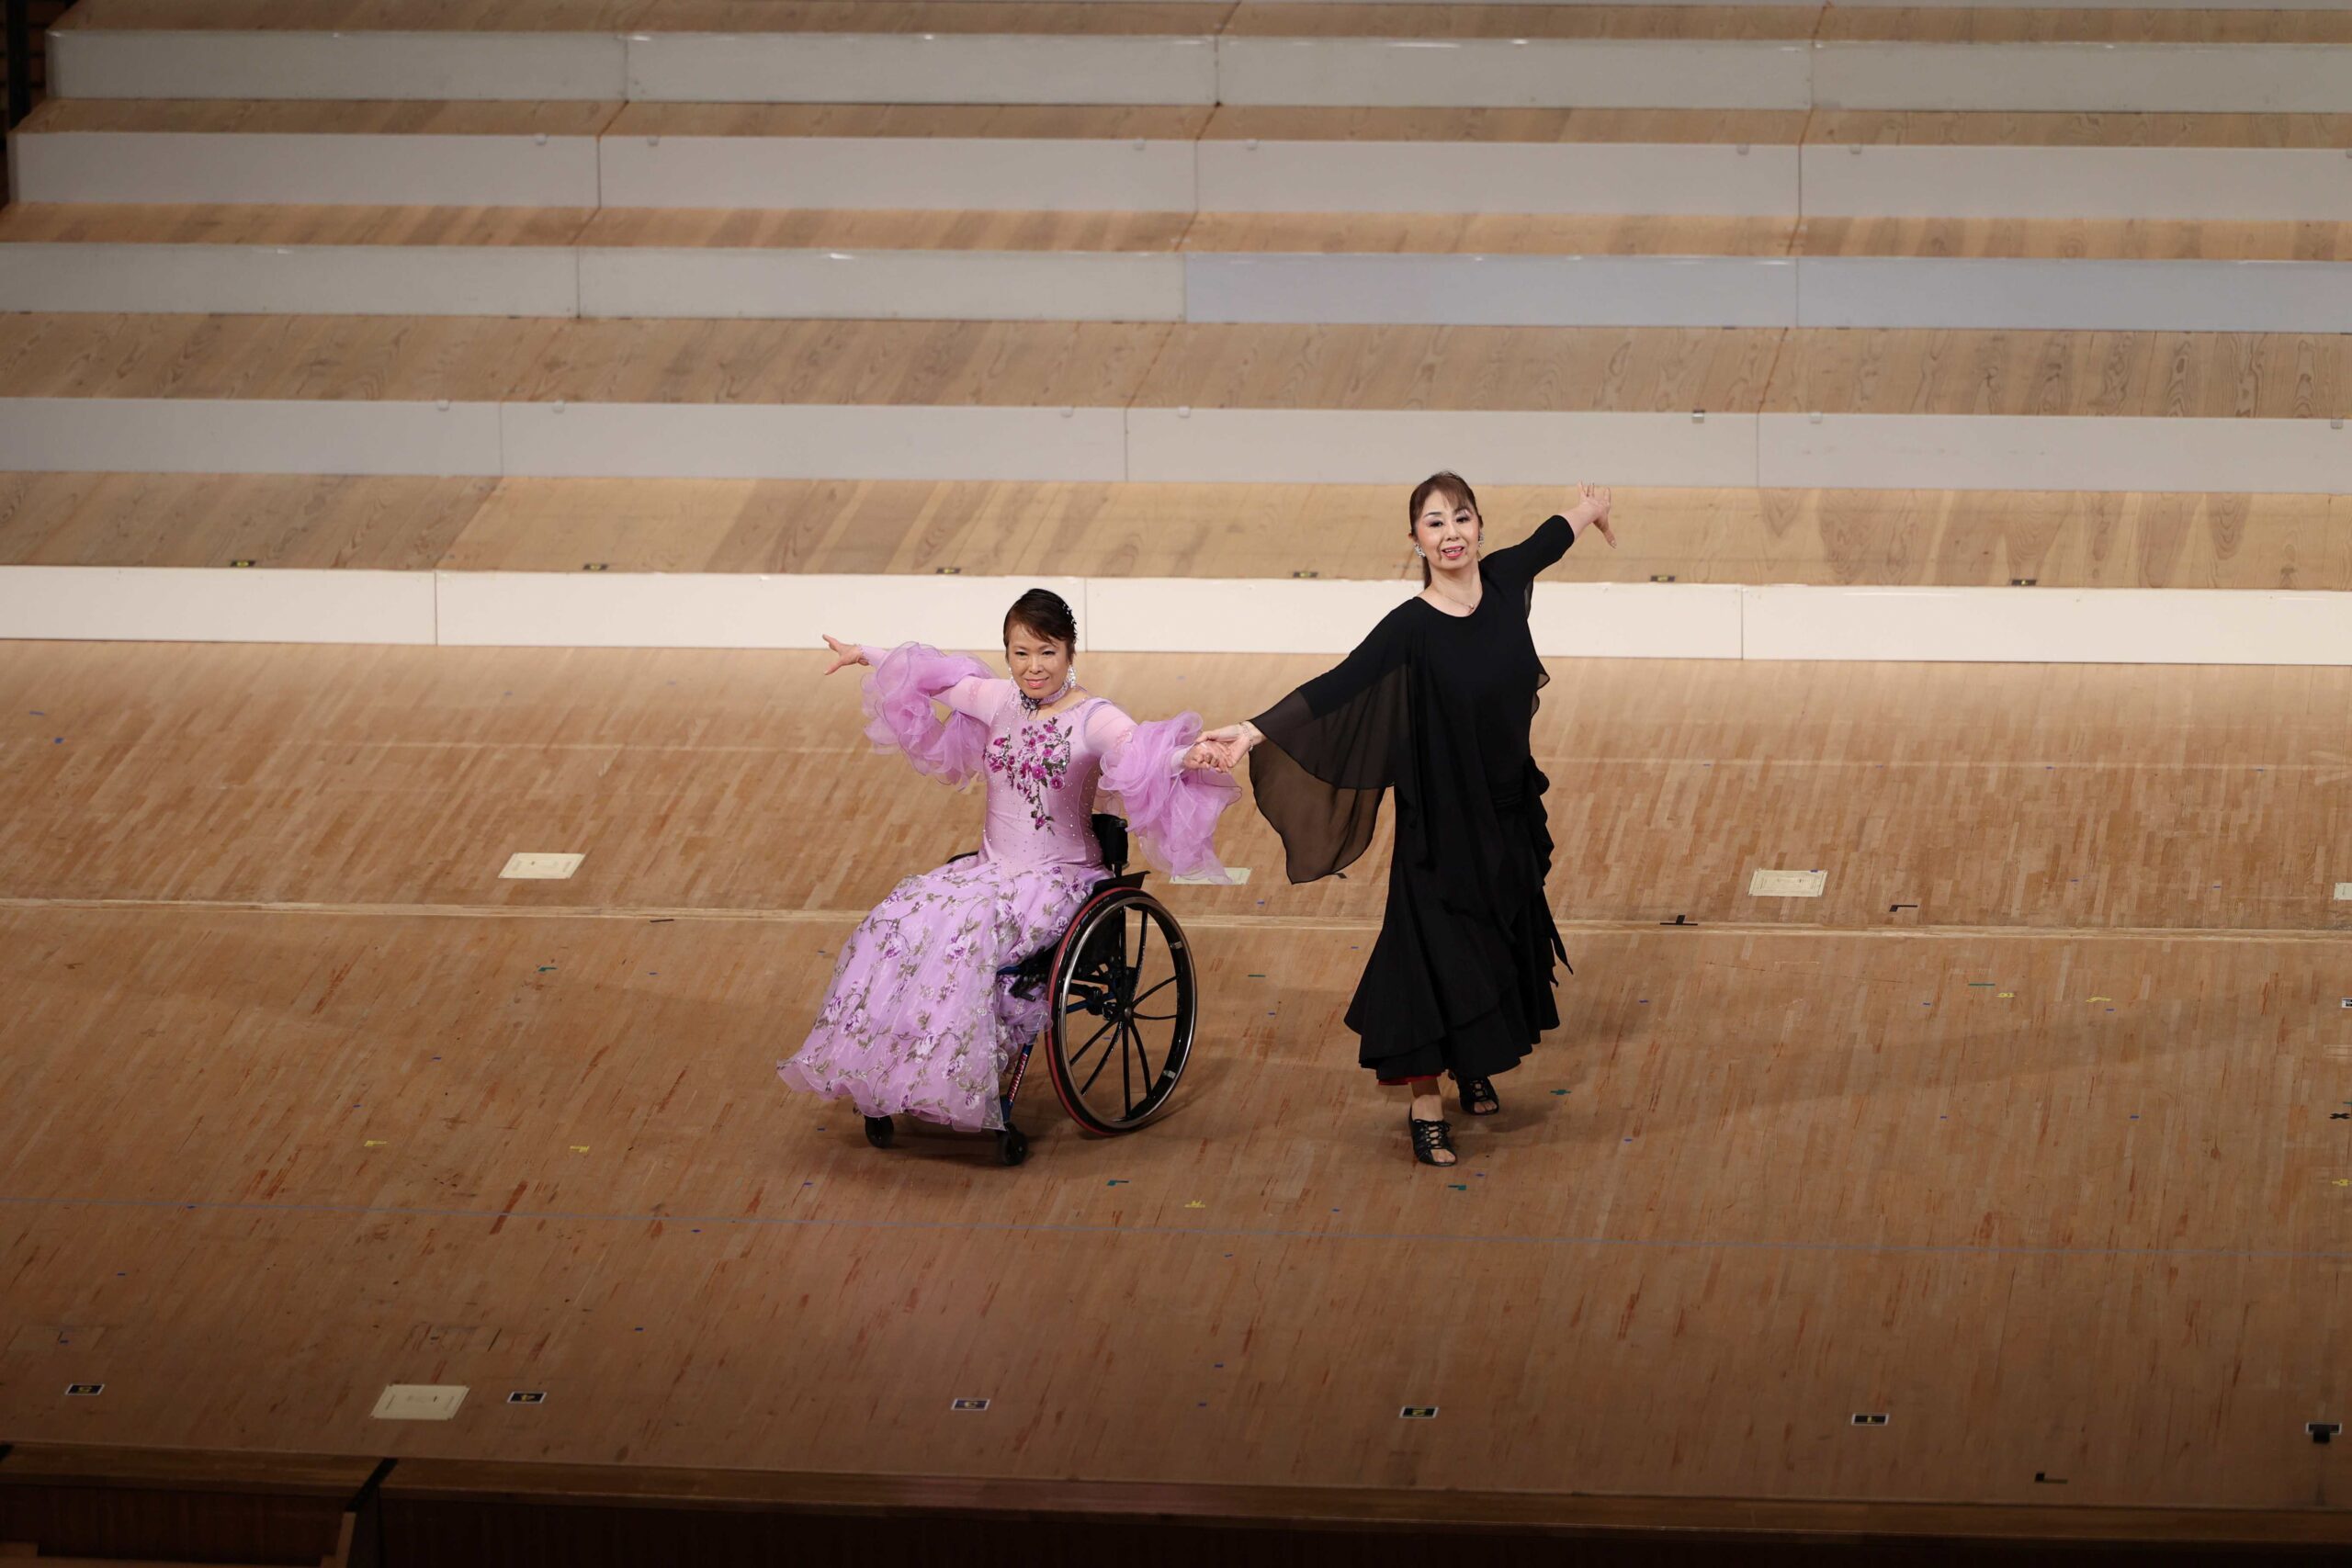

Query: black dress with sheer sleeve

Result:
[1248,514,1576,1083]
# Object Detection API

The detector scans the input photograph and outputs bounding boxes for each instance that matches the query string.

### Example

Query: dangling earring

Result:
[1413,546,1426,558]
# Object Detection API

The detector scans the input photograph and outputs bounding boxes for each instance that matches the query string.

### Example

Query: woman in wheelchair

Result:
[780,589,1238,1148]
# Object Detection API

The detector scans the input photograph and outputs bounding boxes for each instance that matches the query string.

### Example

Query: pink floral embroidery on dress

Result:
[984,715,1075,831]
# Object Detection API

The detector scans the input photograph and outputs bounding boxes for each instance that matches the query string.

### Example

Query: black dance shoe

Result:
[1455,1074,1500,1117]
[1408,1112,1458,1167]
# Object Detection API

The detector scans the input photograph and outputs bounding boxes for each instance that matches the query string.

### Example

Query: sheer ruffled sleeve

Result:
[858,642,1006,786]
[1247,605,1417,884]
[1087,704,1241,883]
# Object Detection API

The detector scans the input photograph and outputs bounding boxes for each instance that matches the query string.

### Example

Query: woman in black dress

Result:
[1202,474,1616,1167]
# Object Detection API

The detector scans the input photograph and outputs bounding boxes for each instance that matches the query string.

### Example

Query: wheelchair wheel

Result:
[1044,886,1196,1135]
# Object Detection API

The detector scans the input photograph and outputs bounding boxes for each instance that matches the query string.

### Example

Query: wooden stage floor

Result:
[2,642,2348,1547]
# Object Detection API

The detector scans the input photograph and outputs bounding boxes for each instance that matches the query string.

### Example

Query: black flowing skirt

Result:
[1349,795,1566,1084]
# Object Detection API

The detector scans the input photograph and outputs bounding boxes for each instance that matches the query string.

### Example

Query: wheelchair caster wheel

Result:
[863,1115,895,1149]
[996,1127,1028,1167]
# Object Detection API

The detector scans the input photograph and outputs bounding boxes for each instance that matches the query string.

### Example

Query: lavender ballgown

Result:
[779,643,1239,1133]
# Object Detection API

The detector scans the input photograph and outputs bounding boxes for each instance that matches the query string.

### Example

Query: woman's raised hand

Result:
[1566,483,1616,547]
[820,634,868,676]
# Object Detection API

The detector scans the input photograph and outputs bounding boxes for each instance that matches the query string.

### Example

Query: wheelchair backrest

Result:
[1090,814,1129,874]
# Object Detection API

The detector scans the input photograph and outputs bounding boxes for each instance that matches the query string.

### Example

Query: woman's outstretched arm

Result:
[1196,604,1417,771]
[830,634,1007,720]
[1083,703,1241,882]
[832,637,1009,785]
[1483,485,1619,586]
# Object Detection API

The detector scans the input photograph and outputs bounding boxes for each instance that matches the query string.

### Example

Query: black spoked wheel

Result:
[1045,888,1196,1135]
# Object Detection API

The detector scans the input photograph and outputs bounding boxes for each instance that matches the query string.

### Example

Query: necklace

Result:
[1018,669,1077,716]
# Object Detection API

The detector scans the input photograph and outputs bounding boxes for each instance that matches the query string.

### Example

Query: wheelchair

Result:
[861,815,1201,1167]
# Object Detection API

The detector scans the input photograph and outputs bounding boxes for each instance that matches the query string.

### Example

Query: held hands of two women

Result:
[1182,739,1238,773]
[1192,722,1261,774]
[1185,725,1258,773]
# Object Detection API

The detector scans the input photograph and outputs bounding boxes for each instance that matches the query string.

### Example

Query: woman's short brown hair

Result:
[1003,587,1078,649]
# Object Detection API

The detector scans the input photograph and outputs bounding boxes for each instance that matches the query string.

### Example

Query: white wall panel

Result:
[1814,41,2352,113]
[1197,140,1797,216]
[435,570,1088,651]
[1795,256,2352,333]
[598,134,1197,211]
[499,402,1131,480]
[11,131,601,206]
[48,28,626,101]
[1216,37,1809,109]
[580,247,1182,321]
[1742,585,2352,664]
[1759,413,2351,494]
[1127,409,1759,486]
[1800,144,2352,221]
[0,566,436,645]
[1187,253,1797,326]
[626,32,1216,104]
[0,399,506,477]
[0,242,579,317]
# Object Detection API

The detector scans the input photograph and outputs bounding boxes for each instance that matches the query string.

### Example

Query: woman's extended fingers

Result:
[820,633,863,676]
[1584,486,1617,547]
